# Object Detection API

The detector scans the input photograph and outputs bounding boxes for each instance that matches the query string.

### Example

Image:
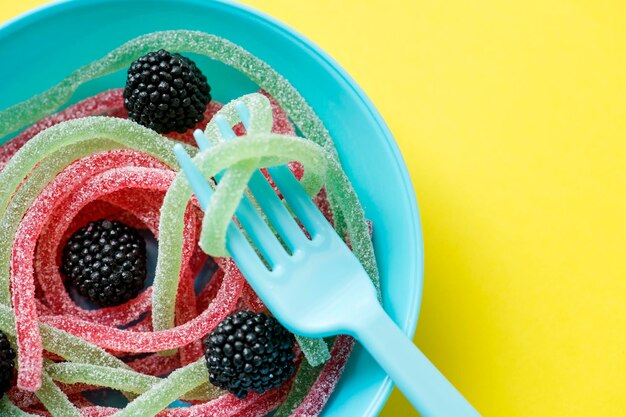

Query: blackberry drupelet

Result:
[204,311,296,399]
[61,220,147,307]
[124,49,211,134]
[0,331,15,395]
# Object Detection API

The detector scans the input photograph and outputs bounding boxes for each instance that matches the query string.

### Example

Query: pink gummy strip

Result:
[177,245,207,365]
[171,206,203,364]
[40,258,244,352]
[29,150,167,325]
[125,311,153,333]
[59,200,142,238]
[127,352,181,376]
[12,166,175,391]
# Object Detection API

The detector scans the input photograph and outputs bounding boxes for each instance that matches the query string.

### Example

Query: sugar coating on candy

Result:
[41,259,244,352]
[0,140,116,306]
[0,89,125,172]
[0,29,379,287]
[45,362,219,401]
[2,107,256,410]
[189,134,330,253]
[150,95,331,366]
[1,104,336,404]
[240,282,266,313]
[11,166,176,391]
[0,112,316,412]
[193,96,340,365]
[62,200,141,235]
[34,372,82,417]
[36,213,155,323]
[126,313,154,333]
[0,118,191,324]
[0,117,188,213]
[106,359,207,417]
[7,387,41,410]
[0,118,192,308]
[176,246,207,365]
[127,352,179,376]
[71,384,288,417]
[273,358,323,417]
[288,336,354,417]
[0,395,39,416]
[164,101,223,145]
[28,150,167,323]
[99,190,165,233]
[150,92,275,337]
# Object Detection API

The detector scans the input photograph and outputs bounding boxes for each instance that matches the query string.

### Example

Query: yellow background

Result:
[1,1,625,416]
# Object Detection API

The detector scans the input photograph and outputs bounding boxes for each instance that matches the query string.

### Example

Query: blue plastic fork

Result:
[173,102,480,417]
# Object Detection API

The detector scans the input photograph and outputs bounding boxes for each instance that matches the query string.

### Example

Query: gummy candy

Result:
[40,262,243,353]
[44,362,220,402]
[0,396,29,416]
[27,150,168,324]
[127,351,179,376]
[103,359,206,417]
[0,29,382,417]
[286,336,354,417]
[152,93,331,366]
[12,165,177,390]
[34,372,83,417]
[0,116,193,391]
[0,30,379,292]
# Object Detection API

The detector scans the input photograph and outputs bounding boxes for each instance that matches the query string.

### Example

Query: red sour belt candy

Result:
[32,150,168,325]
[40,258,244,353]
[12,166,177,390]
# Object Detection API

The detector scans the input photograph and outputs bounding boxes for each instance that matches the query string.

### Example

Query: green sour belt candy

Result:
[45,363,221,402]
[109,359,206,417]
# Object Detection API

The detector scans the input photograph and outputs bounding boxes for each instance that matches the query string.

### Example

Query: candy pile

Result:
[0,30,379,416]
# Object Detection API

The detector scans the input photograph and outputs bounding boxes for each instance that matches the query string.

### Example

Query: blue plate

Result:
[0,0,423,415]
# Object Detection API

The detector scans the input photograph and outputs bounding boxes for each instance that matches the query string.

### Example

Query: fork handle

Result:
[352,303,481,417]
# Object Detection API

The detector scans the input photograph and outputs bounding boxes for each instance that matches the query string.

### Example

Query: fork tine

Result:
[248,170,310,250]
[215,115,237,140]
[267,165,330,238]
[233,101,309,250]
[235,192,289,268]
[229,101,329,238]
[235,101,251,129]
[193,129,211,151]
[173,144,213,210]
[226,221,273,277]
[210,105,288,266]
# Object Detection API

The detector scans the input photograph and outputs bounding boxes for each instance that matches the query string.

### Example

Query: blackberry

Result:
[124,49,211,134]
[61,220,147,307]
[204,311,296,399]
[0,331,15,395]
